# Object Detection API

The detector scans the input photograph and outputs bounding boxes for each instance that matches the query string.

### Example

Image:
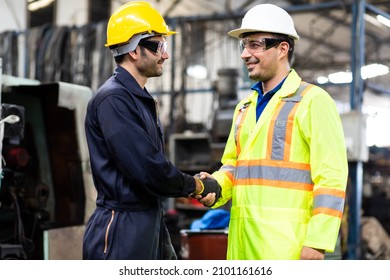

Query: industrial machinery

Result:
[0,101,31,259]
[169,68,239,175]
[0,73,93,259]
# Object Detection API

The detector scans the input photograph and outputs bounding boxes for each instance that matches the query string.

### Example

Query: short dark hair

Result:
[272,33,295,63]
[113,53,127,64]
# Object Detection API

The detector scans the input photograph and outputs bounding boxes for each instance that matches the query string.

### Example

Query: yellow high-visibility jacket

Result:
[212,69,348,260]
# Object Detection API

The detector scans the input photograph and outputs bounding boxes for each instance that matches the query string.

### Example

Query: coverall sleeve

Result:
[95,93,195,198]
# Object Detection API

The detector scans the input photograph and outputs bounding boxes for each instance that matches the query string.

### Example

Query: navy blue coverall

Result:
[83,66,196,259]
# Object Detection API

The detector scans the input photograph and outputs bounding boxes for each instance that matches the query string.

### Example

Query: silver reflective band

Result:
[271,84,307,160]
[110,32,156,57]
[315,194,345,212]
[220,165,235,173]
[235,165,313,184]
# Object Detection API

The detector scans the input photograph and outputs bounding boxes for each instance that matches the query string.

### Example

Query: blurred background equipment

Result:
[0,71,93,259]
[1,0,390,260]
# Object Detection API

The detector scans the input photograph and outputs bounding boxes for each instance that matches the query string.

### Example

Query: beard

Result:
[244,52,278,82]
[247,62,275,82]
[248,68,271,82]
[138,59,164,78]
[138,48,164,78]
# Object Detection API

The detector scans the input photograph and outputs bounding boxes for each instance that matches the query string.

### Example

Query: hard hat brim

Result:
[165,30,177,36]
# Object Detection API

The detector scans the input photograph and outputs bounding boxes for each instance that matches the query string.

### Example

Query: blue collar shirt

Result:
[251,78,286,121]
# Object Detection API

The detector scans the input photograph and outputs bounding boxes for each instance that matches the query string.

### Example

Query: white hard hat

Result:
[228,4,299,40]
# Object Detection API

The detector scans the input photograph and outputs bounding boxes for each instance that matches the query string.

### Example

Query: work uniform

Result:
[83,66,195,260]
[212,69,348,260]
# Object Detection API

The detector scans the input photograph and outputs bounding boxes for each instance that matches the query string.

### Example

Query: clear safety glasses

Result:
[138,40,168,55]
[239,38,284,53]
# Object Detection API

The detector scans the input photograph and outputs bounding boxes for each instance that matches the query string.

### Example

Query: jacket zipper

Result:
[104,210,115,254]
[154,99,160,127]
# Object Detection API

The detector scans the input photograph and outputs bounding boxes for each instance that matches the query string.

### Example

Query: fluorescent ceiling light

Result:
[317,63,389,84]
[364,14,390,29]
[361,63,389,79]
[364,14,383,28]
[186,65,208,79]
[28,0,54,12]
[328,71,353,84]
[317,76,329,84]
[377,15,390,28]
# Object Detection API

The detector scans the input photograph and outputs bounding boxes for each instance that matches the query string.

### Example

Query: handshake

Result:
[191,173,222,207]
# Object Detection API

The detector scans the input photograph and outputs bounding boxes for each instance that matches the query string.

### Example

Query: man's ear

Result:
[128,48,138,59]
[279,41,290,59]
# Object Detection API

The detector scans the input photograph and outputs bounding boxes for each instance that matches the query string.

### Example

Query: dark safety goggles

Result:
[138,40,168,55]
[239,38,284,53]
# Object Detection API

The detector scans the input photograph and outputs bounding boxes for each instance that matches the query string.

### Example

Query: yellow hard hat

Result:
[105,1,176,56]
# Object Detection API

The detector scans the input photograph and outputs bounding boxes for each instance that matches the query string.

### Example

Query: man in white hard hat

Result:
[198,4,348,260]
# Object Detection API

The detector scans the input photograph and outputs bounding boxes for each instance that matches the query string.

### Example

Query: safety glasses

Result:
[138,40,168,55]
[239,38,284,53]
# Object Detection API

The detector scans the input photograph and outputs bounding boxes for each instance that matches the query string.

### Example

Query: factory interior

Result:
[0,0,390,260]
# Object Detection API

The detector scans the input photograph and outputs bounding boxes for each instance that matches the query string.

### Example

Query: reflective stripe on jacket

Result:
[212,69,348,260]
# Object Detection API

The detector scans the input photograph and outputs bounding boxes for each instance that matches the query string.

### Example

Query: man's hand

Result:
[198,192,216,207]
[300,246,325,260]
[191,172,221,207]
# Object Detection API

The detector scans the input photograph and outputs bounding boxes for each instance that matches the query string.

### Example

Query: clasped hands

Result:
[191,172,221,207]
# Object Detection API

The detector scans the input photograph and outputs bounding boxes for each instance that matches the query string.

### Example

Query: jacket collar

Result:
[248,69,302,102]
[275,69,302,98]
[113,65,154,100]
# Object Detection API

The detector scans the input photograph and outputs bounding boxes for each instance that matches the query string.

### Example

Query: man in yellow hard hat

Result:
[198,4,348,260]
[83,1,220,260]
